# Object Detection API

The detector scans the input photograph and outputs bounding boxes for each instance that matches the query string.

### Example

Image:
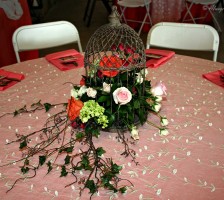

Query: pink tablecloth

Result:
[0,55,224,199]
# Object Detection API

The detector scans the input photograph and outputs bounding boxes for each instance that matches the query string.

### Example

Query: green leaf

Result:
[60,166,68,177]
[59,146,74,153]
[43,103,52,112]
[21,166,29,174]
[81,155,92,170]
[76,132,84,140]
[96,147,106,156]
[24,159,29,165]
[97,95,110,103]
[119,187,126,193]
[134,99,140,109]
[73,165,83,170]
[92,129,100,138]
[39,155,46,166]
[19,140,27,149]
[13,110,19,117]
[63,103,68,107]
[85,180,97,194]
[66,146,74,153]
[47,161,52,174]
[111,163,122,174]
[64,155,71,165]
[31,100,42,107]
[85,124,92,134]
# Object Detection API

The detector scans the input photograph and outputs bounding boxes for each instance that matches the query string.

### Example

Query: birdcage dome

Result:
[84,13,146,73]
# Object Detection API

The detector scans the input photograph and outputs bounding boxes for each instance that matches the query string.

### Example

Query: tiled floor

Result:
[37,0,224,63]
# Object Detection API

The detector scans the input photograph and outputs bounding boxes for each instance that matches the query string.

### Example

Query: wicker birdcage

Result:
[83,6,148,130]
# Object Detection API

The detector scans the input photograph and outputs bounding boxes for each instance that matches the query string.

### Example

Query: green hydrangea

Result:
[80,100,108,129]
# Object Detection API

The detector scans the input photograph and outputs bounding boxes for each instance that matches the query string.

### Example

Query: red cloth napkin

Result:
[202,69,224,88]
[45,49,84,71]
[145,49,175,68]
[0,69,25,91]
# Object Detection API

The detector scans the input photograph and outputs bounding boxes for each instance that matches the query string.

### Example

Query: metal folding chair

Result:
[182,0,222,32]
[117,0,152,35]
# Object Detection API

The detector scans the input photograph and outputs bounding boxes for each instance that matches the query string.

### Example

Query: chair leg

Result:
[83,0,96,27]
[138,14,147,35]
[138,4,152,35]
[182,2,196,23]
[119,7,127,24]
[208,6,222,32]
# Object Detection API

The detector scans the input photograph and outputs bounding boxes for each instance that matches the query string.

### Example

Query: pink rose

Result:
[151,81,167,96]
[113,87,132,105]
[111,44,117,51]
[125,46,134,55]
[118,43,125,51]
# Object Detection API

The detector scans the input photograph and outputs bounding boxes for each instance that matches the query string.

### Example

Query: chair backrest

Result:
[12,21,83,62]
[146,22,219,61]
[117,0,151,7]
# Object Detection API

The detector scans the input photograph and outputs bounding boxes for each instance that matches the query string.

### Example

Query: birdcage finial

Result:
[108,6,121,26]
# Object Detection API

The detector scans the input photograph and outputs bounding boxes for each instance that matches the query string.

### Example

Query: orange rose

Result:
[67,97,84,121]
[99,55,122,77]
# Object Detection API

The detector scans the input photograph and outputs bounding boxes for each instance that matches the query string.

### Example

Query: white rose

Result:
[159,128,169,136]
[102,82,112,93]
[71,88,79,99]
[78,85,87,97]
[131,126,139,140]
[136,73,143,84]
[161,117,169,126]
[152,103,161,112]
[113,87,132,105]
[135,69,148,84]
[86,87,97,98]
[140,68,148,77]
[151,81,167,96]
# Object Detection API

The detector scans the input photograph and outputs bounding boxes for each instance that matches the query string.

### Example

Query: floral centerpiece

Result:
[0,7,168,199]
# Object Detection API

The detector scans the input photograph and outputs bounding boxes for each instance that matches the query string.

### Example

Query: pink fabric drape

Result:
[0,0,38,68]
[151,0,185,24]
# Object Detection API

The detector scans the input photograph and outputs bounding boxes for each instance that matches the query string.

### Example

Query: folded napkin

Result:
[0,69,25,91]
[202,69,224,88]
[145,49,175,68]
[45,49,84,71]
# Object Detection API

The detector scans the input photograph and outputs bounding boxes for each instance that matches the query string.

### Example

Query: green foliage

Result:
[64,155,71,165]
[47,161,53,174]
[75,132,84,139]
[21,166,29,174]
[39,155,46,166]
[96,147,106,156]
[119,187,127,193]
[59,146,74,153]
[111,162,122,174]
[81,155,92,170]
[97,95,110,103]
[60,166,68,177]
[19,140,27,149]
[43,103,52,112]
[13,110,19,117]
[85,180,97,194]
